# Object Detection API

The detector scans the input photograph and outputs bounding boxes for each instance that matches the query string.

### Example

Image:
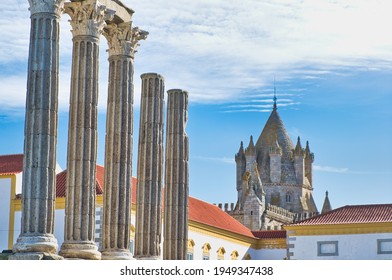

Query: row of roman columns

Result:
[11,0,189,260]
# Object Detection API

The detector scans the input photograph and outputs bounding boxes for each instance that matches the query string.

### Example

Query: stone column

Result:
[11,0,64,260]
[134,73,165,259]
[59,0,114,260]
[163,89,189,260]
[100,23,148,260]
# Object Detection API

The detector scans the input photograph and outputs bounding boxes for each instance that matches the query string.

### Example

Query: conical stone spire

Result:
[245,136,256,156]
[321,191,332,214]
[294,137,304,156]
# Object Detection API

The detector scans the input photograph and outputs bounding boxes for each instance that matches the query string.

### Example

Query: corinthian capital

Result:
[28,0,65,16]
[65,0,115,38]
[104,22,148,58]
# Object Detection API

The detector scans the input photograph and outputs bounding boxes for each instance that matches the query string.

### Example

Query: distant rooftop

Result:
[0,154,23,175]
[290,204,392,225]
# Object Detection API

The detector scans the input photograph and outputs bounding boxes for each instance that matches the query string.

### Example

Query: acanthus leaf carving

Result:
[104,22,148,57]
[65,0,115,38]
[28,0,65,16]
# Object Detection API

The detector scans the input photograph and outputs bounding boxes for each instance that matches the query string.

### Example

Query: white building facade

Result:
[285,204,392,260]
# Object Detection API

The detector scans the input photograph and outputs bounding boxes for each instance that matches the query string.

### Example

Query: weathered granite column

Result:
[59,0,114,260]
[163,89,189,260]
[100,23,148,260]
[134,73,165,259]
[12,0,64,260]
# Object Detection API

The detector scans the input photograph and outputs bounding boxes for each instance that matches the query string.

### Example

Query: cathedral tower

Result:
[230,94,319,230]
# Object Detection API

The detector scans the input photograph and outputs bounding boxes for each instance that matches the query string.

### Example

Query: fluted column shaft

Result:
[100,23,147,260]
[163,89,189,260]
[59,0,114,260]
[134,73,165,259]
[12,0,64,257]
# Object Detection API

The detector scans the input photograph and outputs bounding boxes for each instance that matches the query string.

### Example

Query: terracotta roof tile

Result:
[188,196,255,238]
[6,155,257,240]
[56,166,254,238]
[55,166,105,197]
[291,204,392,226]
[252,230,286,239]
[0,154,24,175]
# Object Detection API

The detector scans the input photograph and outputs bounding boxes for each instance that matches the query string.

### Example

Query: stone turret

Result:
[294,137,305,185]
[235,141,246,203]
[304,141,314,186]
[269,135,282,183]
[245,136,256,172]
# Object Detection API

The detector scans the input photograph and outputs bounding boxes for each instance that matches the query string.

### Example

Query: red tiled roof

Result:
[4,154,257,240]
[188,196,255,238]
[0,154,24,175]
[291,204,392,226]
[56,166,254,239]
[56,166,105,197]
[252,230,286,239]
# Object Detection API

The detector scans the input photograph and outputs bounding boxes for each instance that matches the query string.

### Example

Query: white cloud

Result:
[314,165,349,173]
[1,0,392,113]
[192,155,234,164]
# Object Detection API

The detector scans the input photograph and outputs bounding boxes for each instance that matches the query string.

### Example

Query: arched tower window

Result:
[187,239,195,260]
[202,243,211,260]
[286,191,292,203]
[217,247,226,260]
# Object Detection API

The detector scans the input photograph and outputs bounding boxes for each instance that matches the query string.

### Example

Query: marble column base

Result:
[9,252,63,260]
[12,233,58,254]
[134,256,161,260]
[101,249,132,260]
[59,241,101,260]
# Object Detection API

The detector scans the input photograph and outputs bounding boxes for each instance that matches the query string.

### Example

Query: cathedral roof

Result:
[255,106,297,184]
[255,107,294,159]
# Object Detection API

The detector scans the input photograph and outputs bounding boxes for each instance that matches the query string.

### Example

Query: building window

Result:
[129,240,134,254]
[217,247,226,260]
[202,243,211,260]
[231,251,239,260]
[186,252,194,260]
[187,239,195,260]
[377,239,392,254]
[130,224,135,255]
[317,241,338,256]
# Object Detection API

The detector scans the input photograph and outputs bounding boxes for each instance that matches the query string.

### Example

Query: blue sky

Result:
[0,0,391,211]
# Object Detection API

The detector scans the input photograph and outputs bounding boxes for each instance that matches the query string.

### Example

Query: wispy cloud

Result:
[314,165,350,173]
[192,156,234,164]
[1,0,392,115]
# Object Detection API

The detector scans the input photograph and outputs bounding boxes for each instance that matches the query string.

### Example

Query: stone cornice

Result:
[28,0,65,16]
[65,0,115,39]
[104,22,148,58]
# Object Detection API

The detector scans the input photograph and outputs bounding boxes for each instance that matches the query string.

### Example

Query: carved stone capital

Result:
[65,0,115,39]
[104,22,148,57]
[28,0,64,16]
